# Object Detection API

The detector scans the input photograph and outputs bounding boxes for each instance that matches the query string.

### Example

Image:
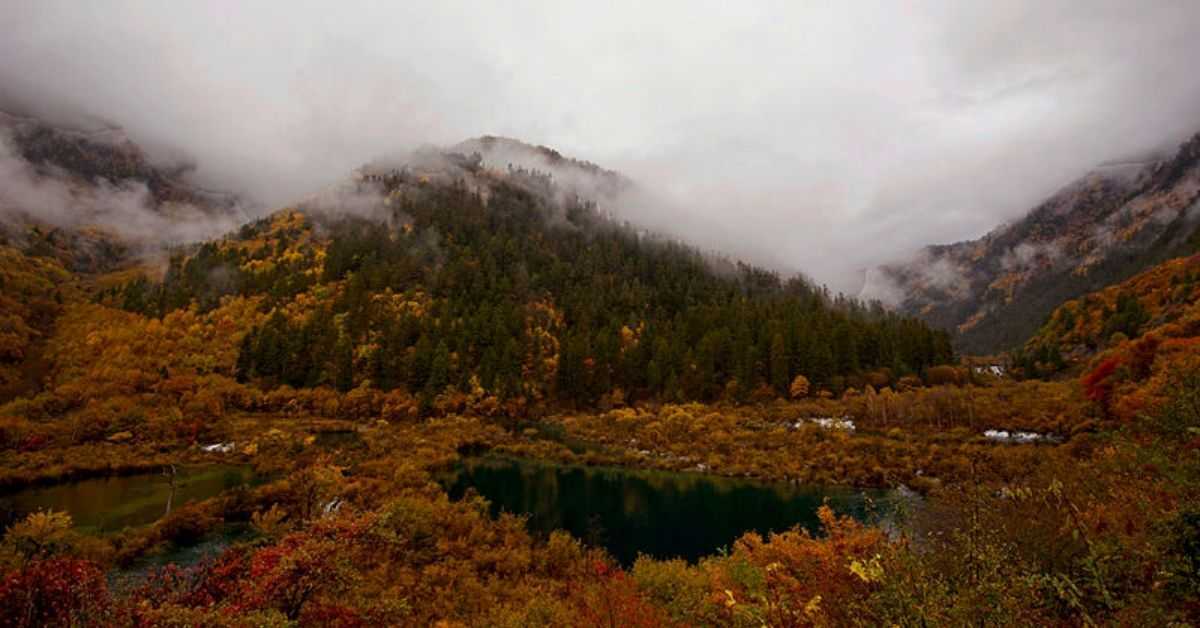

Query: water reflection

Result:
[0,465,259,534]
[442,457,901,565]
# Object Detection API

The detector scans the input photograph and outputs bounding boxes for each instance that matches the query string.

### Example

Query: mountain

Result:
[1007,247,1200,428]
[867,131,1200,355]
[452,135,631,198]
[0,122,957,412]
[89,137,952,412]
[0,112,254,399]
[1015,251,1200,375]
[0,110,246,271]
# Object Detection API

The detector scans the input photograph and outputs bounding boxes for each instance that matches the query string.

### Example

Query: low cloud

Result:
[0,127,246,250]
[3,2,1200,292]
[1000,241,1064,272]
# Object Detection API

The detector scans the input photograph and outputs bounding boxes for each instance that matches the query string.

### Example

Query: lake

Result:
[441,457,904,564]
[0,465,260,534]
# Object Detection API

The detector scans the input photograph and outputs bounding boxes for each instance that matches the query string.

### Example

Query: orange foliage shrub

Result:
[715,506,886,627]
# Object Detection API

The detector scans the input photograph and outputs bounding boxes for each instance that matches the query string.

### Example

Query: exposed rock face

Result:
[868,132,1200,354]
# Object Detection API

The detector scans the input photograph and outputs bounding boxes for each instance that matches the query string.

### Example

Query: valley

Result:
[0,119,1197,625]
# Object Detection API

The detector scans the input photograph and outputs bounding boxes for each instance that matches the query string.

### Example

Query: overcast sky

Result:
[4,1,1200,292]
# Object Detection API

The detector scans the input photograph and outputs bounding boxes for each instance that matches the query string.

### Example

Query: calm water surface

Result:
[0,465,260,534]
[442,457,903,564]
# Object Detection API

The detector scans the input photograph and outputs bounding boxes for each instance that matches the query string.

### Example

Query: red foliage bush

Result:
[131,548,249,612]
[1082,357,1121,408]
[571,560,670,627]
[0,558,110,628]
[17,434,48,453]
[1126,335,1161,380]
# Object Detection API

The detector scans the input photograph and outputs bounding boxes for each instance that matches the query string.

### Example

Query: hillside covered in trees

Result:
[1023,253,1200,362]
[100,152,952,414]
[871,130,1200,355]
[0,134,1197,626]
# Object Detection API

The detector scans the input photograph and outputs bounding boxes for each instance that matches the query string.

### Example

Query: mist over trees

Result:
[108,170,952,411]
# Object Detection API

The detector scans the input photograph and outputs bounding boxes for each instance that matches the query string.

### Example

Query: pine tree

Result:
[425,341,451,396]
[770,332,790,394]
[236,329,257,382]
[334,335,354,392]
[409,334,435,391]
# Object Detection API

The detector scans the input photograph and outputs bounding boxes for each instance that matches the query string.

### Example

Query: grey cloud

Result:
[3,1,1200,293]
[0,127,244,247]
[1000,241,1064,273]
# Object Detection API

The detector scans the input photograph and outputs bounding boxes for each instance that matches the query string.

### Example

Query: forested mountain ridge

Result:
[451,135,630,199]
[869,130,1200,355]
[1016,250,1200,378]
[94,142,953,415]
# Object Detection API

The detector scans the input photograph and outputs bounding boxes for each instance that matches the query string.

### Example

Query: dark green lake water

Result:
[0,465,259,534]
[441,457,899,564]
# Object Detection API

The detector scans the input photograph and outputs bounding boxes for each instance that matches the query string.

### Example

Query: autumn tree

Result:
[789,375,810,399]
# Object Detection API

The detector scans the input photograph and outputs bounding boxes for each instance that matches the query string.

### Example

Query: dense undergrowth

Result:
[2,381,1197,626]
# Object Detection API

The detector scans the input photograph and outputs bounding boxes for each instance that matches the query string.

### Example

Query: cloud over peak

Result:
[3,1,1200,291]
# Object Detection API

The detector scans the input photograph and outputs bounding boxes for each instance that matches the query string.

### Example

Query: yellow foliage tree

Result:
[789,375,811,399]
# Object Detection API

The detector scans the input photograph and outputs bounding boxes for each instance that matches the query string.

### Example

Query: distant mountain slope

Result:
[868,132,1200,355]
[1015,252,1200,375]
[0,110,245,271]
[1,110,246,211]
[1011,249,1200,423]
